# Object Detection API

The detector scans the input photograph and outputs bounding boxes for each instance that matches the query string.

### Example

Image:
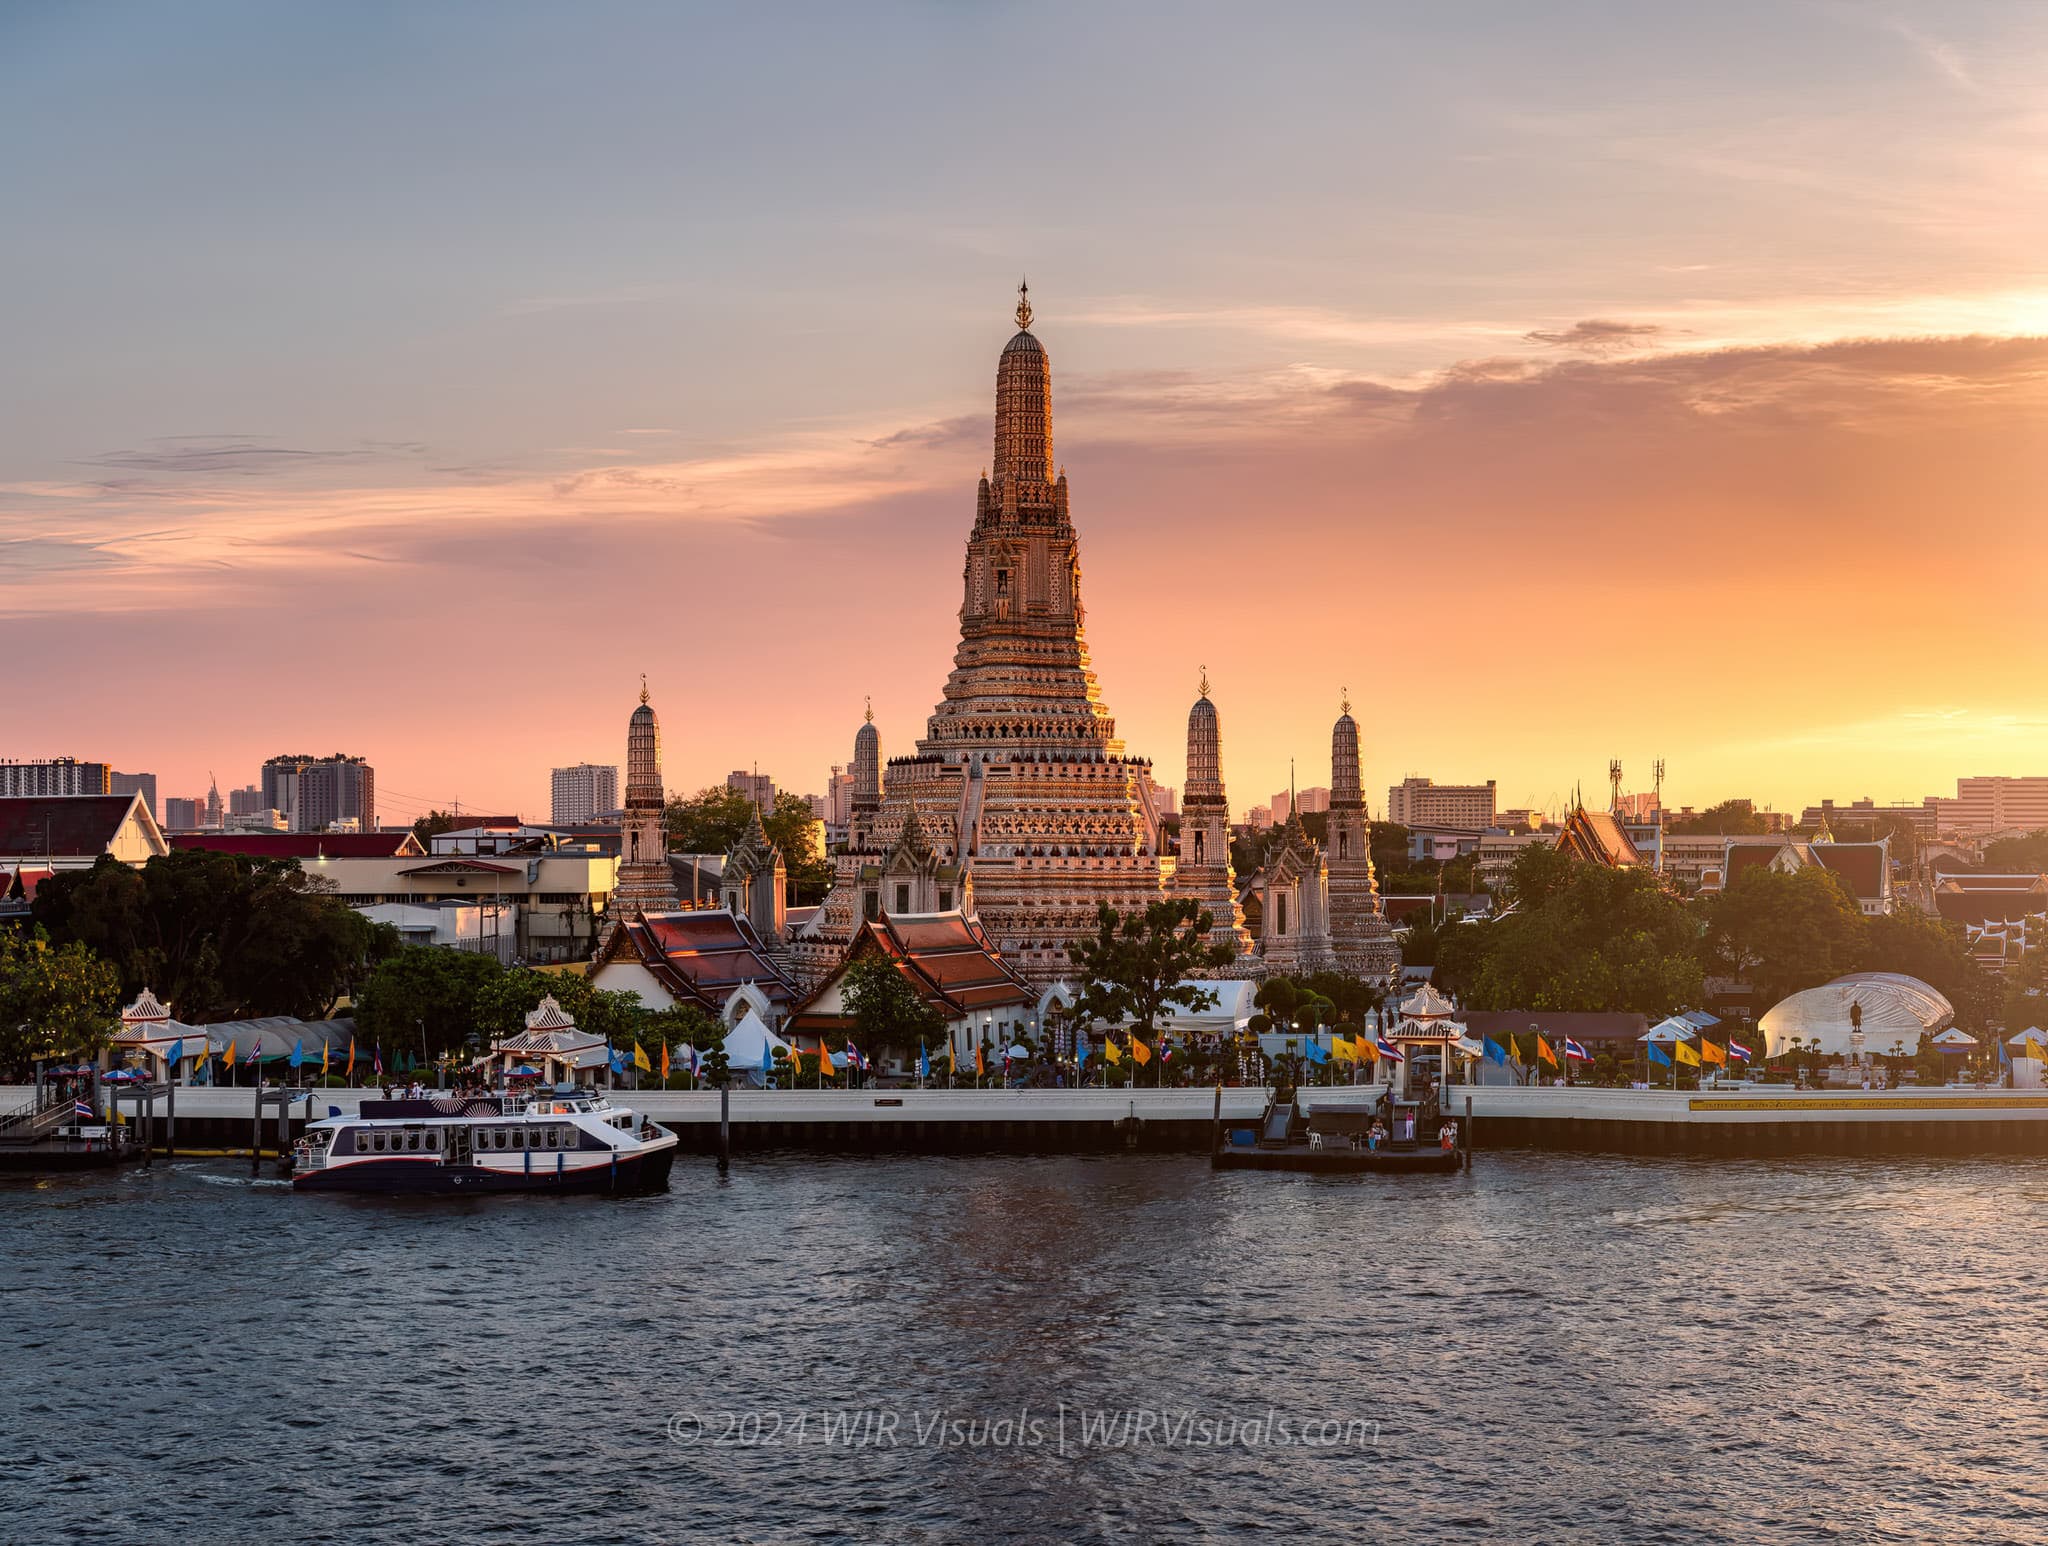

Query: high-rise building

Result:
[1387,776,1497,832]
[110,771,158,819]
[261,756,307,827]
[0,758,112,797]
[228,783,264,817]
[204,776,223,829]
[823,764,857,828]
[726,769,775,809]
[294,755,375,833]
[551,763,620,825]
[1929,777,2048,838]
[164,796,203,829]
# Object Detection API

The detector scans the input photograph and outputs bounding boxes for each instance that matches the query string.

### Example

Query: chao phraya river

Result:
[5,1152,2044,1543]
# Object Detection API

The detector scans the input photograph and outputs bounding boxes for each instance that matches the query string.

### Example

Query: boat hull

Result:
[1213,1145,1461,1174]
[293,1139,677,1196]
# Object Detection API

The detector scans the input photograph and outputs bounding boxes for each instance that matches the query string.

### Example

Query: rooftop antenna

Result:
[1652,757,1667,874]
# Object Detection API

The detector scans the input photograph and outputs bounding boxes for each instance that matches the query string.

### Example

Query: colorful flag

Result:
[1130,1036,1152,1066]
[1648,1042,1673,1068]
[374,1044,384,1075]
[1303,1038,1330,1065]
[1484,1038,1507,1065]
[1700,1039,1726,1065]
[1673,1040,1701,1066]
[1728,1039,1753,1062]
[244,1040,260,1066]
[1563,1038,1593,1063]
[222,1038,236,1068]
[818,1044,835,1077]
[761,1039,774,1077]
[686,1043,703,1079]
[1159,1040,1175,1065]
[845,1042,867,1072]
[1374,1036,1405,1062]
[1104,1039,1124,1065]
[287,1038,302,1069]
[346,1037,356,1076]
[633,1041,651,1073]
[321,1040,330,1076]
[1330,1035,1352,1063]
[1535,1035,1558,1068]
[660,1042,670,1080]
[1075,1039,1089,1070]
[974,1042,985,1077]
[919,1043,931,1080]
[2026,1037,2048,1062]
[74,1099,94,1120]
[1358,1036,1380,1063]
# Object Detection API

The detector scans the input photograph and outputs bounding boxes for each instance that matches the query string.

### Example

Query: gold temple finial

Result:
[1341,685,1351,716]
[1015,276,1032,330]
[1198,664,1210,699]
[639,672,649,705]
[864,695,874,724]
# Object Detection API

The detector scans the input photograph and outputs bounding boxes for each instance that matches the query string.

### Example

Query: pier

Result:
[19,1083,2048,1160]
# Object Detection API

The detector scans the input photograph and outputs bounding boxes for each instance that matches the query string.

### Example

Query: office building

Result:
[1386,776,1497,833]
[551,763,620,826]
[0,758,112,798]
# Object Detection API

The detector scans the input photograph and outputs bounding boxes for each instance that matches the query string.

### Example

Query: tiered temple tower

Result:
[1326,695,1401,983]
[1173,669,1254,965]
[599,677,680,948]
[792,287,1169,985]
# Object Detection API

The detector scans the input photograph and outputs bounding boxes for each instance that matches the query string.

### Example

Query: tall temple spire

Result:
[1015,276,1032,329]
[992,281,1052,486]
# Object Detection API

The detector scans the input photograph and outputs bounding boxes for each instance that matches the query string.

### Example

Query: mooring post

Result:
[1211,1083,1223,1156]
[276,1091,291,1174]
[141,1090,154,1168]
[718,1083,731,1172]
[1464,1093,1474,1170]
[251,1083,264,1175]
[165,1073,177,1161]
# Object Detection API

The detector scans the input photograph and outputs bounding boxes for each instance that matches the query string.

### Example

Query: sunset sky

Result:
[4,2,2046,826]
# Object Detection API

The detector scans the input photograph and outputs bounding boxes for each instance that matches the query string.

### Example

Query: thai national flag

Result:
[1563,1038,1593,1062]
[686,1043,704,1078]
[74,1099,94,1119]
[844,1041,868,1072]
[1374,1036,1405,1063]
[1728,1040,1753,1062]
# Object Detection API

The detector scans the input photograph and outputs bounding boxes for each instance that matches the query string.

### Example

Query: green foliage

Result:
[0,932,122,1067]
[1460,857,1702,1015]
[32,850,388,1021]
[663,786,833,904]
[1069,898,1231,1037]
[410,809,471,846]
[840,950,945,1053]
[1857,910,1994,1030]
[353,947,505,1056]
[1501,843,1577,909]
[1669,799,1771,836]
[1981,829,2048,873]
[1702,865,1867,1009]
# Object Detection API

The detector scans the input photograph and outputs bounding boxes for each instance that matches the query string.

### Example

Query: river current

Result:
[4,1151,2044,1543]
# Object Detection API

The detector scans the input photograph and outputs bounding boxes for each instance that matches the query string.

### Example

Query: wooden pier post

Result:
[251,1083,264,1174]
[165,1074,176,1161]
[1211,1084,1223,1158]
[276,1091,291,1174]
[718,1083,730,1172]
[1464,1094,1473,1170]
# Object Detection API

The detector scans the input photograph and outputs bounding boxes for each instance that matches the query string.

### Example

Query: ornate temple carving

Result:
[1326,695,1401,984]
[1170,669,1255,970]
[720,800,787,947]
[597,676,681,950]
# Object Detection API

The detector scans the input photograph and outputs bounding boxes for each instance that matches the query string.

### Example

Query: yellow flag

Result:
[223,1038,236,1068]
[1700,1039,1726,1065]
[322,1040,330,1076]
[633,1041,651,1072]
[820,1043,836,1078]
[661,1042,671,1080]
[1359,1036,1380,1063]
[1331,1035,1351,1063]
[2025,1037,2048,1062]
[347,1037,356,1076]
[1130,1035,1153,1066]
[1536,1035,1558,1068]
[1104,1039,1124,1065]
[973,1043,984,1077]
[1673,1040,1701,1066]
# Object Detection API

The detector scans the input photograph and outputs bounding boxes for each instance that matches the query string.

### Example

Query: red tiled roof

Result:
[1934,873,2048,926]
[171,831,426,859]
[1811,842,1886,901]
[0,795,151,857]
[601,909,796,1013]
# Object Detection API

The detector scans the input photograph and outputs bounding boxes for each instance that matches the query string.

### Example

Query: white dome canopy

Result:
[1759,972,1954,1057]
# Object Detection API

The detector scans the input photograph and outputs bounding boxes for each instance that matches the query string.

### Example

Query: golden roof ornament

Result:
[1015,277,1032,330]
[1341,686,1351,716]
[640,672,649,706]
[1198,664,1211,699]
[864,696,874,724]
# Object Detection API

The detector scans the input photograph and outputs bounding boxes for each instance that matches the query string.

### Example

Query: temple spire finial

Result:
[639,672,648,706]
[1015,276,1032,330]
[1341,685,1351,716]
[1198,664,1210,699]
[864,695,874,725]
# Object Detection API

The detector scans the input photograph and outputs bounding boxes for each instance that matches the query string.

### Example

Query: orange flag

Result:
[1536,1034,1558,1068]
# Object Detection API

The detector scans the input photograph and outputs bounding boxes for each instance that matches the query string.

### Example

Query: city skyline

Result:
[4,4,2046,821]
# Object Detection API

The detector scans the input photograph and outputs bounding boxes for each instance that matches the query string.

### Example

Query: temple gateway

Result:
[788,289,1401,991]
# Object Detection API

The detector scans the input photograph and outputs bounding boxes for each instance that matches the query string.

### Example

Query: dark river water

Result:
[4,1151,2045,1544]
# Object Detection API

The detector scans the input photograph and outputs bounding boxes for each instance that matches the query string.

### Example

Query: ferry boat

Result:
[292,1088,678,1195]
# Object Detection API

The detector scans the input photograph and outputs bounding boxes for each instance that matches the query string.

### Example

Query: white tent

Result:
[1759,972,1954,1058]
[724,1008,793,1082]
[1641,1016,1696,1044]
[1088,979,1256,1037]
[1930,1027,1979,1049]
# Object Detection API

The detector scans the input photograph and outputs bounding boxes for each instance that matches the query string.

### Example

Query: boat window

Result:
[407,1132,421,1151]
[495,1129,508,1149]
[426,1130,439,1151]
[372,1133,386,1153]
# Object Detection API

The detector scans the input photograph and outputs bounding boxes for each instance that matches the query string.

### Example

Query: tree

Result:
[1501,844,1578,910]
[33,850,387,1021]
[664,786,833,904]
[1702,865,1866,1009]
[1462,858,1702,1016]
[1982,830,2048,873]
[840,951,945,1057]
[1669,799,1771,836]
[0,933,121,1069]
[411,809,471,846]
[1068,899,1231,1040]
[1857,910,1994,1031]
[353,948,506,1058]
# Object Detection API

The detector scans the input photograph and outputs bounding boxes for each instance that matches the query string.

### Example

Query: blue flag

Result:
[761,1039,773,1076]
[1647,1042,1672,1067]
[288,1038,303,1069]
[166,1036,184,1067]
[1076,1039,1089,1070]
[1303,1039,1330,1065]
[1484,1037,1507,1066]
[918,1043,930,1080]
[609,1049,626,1074]
[1999,1037,2012,1065]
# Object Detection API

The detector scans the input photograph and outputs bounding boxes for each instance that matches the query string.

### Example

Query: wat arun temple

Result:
[778,288,1402,991]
